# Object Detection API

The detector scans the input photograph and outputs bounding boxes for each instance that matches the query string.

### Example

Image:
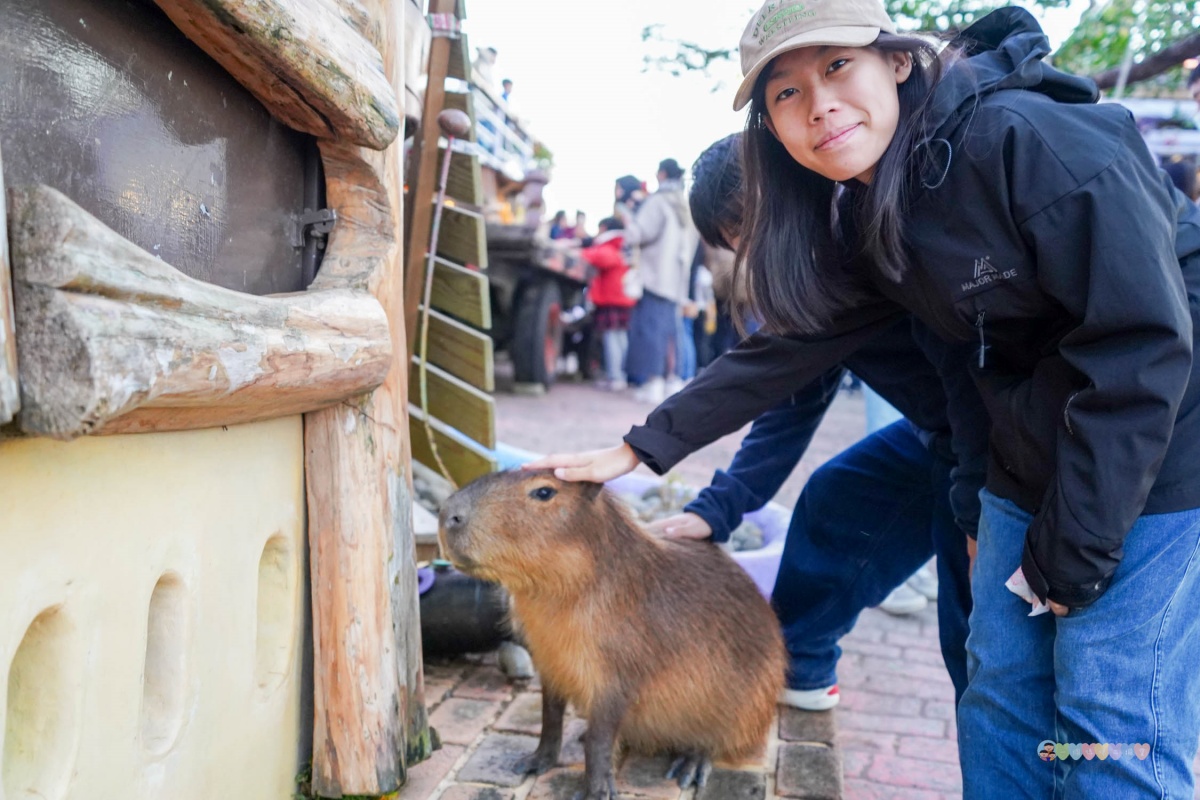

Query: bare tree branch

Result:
[1090,32,1200,90]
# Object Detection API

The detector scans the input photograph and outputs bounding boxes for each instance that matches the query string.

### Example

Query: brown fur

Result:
[438,470,786,766]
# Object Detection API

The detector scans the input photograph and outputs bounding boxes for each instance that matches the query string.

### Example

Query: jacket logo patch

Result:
[961,256,1017,293]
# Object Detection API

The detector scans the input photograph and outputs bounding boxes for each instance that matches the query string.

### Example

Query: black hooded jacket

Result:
[628,8,1200,608]
[889,8,1200,607]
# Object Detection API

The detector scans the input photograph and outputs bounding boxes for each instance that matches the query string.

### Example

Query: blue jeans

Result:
[959,490,1200,799]
[772,420,972,701]
[601,329,627,384]
[625,292,676,385]
[676,316,696,381]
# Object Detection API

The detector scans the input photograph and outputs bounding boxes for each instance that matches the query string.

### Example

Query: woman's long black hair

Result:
[734,34,946,335]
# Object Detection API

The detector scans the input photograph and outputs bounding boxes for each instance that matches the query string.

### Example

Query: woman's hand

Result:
[522,444,639,483]
[646,512,713,541]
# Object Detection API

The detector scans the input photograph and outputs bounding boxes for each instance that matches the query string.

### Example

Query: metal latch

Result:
[291,208,337,248]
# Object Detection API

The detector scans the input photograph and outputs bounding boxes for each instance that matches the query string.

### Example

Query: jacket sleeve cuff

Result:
[683,497,731,543]
[682,470,757,544]
[624,425,692,475]
[1020,538,1111,609]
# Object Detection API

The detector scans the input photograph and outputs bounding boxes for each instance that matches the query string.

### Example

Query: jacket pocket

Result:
[972,355,1080,502]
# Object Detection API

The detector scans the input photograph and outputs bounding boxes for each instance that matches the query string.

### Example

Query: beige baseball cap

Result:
[733,0,897,111]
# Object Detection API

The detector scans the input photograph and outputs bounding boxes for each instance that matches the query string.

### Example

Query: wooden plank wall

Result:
[431,257,491,329]
[405,1,496,488]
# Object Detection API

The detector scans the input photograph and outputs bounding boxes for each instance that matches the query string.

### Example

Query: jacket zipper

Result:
[975,311,988,368]
[1063,391,1079,437]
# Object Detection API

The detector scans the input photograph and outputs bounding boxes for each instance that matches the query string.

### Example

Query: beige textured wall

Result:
[0,417,307,800]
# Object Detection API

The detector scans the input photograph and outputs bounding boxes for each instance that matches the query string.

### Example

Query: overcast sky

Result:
[464,1,1087,227]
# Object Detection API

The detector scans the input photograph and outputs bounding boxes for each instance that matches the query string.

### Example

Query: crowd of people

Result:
[528,3,1200,798]
[550,161,741,403]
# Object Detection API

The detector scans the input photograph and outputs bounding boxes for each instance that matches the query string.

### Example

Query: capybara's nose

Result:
[440,498,468,532]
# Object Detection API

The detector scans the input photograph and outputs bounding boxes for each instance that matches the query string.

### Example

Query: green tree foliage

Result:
[1051,0,1200,95]
[643,1,1200,94]
[641,1,1069,78]
[887,0,1068,34]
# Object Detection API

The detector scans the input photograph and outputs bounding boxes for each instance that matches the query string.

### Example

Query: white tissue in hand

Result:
[1006,567,1051,617]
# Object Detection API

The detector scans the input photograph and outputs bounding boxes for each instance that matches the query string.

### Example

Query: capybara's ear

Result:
[581,481,604,502]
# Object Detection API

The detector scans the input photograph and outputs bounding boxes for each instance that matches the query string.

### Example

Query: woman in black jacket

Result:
[532,2,1200,797]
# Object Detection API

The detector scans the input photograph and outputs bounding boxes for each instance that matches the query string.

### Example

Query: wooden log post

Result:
[343,0,435,778]
[0,144,19,424]
[302,2,432,795]
[138,1,432,793]
[6,185,392,439]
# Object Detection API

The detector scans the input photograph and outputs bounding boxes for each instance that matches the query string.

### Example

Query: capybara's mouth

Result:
[438,525,474,570]
[441,539,482,574]
[449,553,480,573]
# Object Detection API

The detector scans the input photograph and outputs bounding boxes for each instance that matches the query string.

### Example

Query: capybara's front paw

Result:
[571,774,616,800]
[514,748,558,776]
[572,789,613,800]
[666,751,712,788]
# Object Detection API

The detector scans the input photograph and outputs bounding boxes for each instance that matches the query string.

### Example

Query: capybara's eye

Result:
[530,486,557,501]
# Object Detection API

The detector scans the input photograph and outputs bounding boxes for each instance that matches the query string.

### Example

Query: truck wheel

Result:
[512,280,562,387]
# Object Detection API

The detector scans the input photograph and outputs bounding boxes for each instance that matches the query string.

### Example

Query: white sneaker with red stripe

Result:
[779,684,840,711]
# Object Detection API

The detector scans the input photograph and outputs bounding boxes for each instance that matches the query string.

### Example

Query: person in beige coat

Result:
[620,158,698,403]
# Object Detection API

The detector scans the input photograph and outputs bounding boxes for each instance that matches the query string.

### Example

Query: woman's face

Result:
[762,45,912,184]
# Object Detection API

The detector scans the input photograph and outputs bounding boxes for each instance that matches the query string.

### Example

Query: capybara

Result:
[438,470,786,799]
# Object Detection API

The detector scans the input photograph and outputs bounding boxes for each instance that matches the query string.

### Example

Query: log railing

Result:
[7,185,392,439]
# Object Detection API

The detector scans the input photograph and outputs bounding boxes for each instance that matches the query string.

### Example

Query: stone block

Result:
[776,743,842,800]
[615,753,682,798]
[438,786,515,800]
[778,708,837,744]
[493,692,544,736]
[455,666,514,702]
[429,697,504,745]
[455,734,538,787]
[527,767,586,800]
[695,769,766,800]
[396,744,465,800]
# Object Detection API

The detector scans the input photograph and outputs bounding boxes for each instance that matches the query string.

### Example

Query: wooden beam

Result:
[409,358,495,449]
[409,406,497,487]
[6,185,392,440]
[301,0,432,793]
[403,0,459,356]
[152,0,401,150]
[0,144,20,425]
[424,307,494,392]
[430,257,491,330]
[1091,33,1200,90]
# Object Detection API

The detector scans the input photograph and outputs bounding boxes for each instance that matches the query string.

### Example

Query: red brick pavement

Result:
[404,360,1200,798]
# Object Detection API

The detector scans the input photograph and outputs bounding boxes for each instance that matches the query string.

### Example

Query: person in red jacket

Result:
[582,217,637,391]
